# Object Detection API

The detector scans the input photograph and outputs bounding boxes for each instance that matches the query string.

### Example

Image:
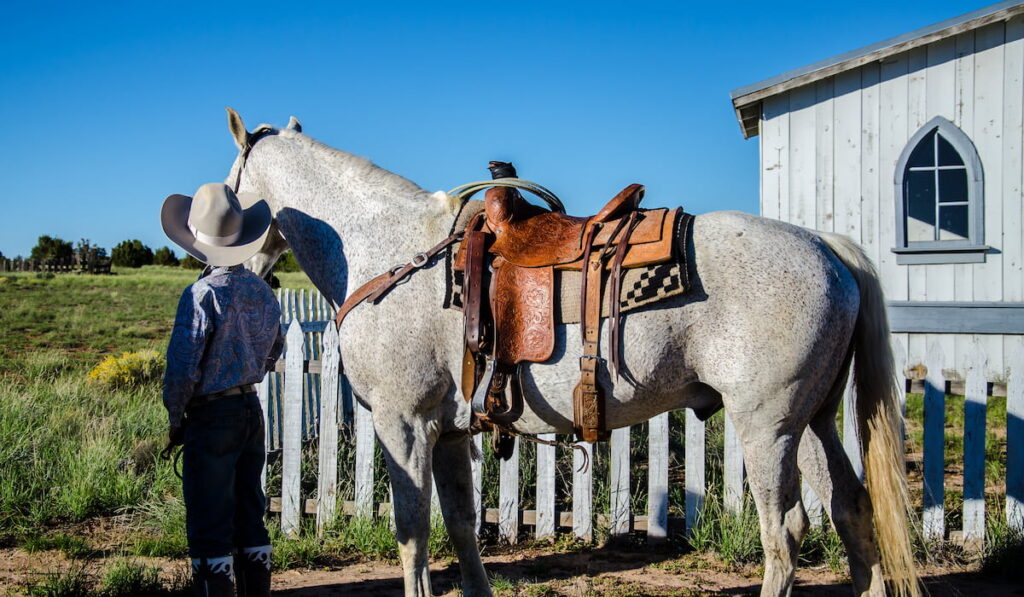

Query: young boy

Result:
[161,182,283,597]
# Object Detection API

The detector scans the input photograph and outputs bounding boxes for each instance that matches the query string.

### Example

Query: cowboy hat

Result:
[161,183,272,267]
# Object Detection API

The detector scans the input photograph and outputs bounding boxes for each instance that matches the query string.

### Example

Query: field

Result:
[0,266,1021,596]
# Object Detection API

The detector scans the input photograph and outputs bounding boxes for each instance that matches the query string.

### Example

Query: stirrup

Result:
[471,360,524,425]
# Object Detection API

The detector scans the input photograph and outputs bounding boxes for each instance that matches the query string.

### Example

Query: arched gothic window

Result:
[893,116,987,264]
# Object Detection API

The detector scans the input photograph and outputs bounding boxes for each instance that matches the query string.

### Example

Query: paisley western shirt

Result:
[163,265,283,429]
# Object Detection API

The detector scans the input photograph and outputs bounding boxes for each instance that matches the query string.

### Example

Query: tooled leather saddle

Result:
[454,163,680,444]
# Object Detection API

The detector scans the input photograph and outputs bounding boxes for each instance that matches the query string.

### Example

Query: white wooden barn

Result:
[731,1,1024,378]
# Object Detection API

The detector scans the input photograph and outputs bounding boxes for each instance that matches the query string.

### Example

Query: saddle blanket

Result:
[443,201,694,324]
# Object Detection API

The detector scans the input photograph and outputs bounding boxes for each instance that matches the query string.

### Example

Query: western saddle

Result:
[455,163,680,445]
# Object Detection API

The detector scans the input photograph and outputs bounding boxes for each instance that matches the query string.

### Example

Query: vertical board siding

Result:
[609,427,631,536]
[1002,18,1024,307]
[834,69,862,240]
[281,321,305,536]
[789,85,818,227]
[878,54,910,303]
[815,79,836,232]
[647,413,669,541]
[761,94,791,221]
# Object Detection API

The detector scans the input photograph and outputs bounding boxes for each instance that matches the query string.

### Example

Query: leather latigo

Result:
[491,264,555,363]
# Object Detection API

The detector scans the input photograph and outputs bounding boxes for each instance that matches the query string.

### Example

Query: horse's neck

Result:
[255,135,456,292]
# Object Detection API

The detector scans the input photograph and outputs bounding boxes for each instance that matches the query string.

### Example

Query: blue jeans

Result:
[182,392,270,558]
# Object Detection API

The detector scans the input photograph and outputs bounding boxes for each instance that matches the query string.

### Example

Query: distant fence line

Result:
[263,288,1024,546]
[0,256,111,274]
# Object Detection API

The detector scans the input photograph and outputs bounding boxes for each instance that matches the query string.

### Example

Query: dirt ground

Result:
[5,544,1020,596]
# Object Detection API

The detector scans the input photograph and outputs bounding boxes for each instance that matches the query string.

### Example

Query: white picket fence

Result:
[260,289,1024,545]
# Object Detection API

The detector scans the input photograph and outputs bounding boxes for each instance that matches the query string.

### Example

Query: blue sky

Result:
[0,0,984,257]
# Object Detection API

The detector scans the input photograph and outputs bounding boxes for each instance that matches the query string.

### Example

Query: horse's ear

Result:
[226,106,249,149]
[286,116,302,132]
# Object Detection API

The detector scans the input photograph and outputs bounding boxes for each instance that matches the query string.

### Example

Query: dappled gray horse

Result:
[227,110,919,597]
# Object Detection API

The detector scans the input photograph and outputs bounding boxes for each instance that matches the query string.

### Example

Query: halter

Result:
[231,125,276,193]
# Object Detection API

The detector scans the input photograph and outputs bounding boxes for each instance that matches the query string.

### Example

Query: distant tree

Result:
[75,238,107,264]
[275,251,302,273]
[153,246,180,267]
[180,254,205,270]
[111,239,154,268]
[30,235,73,262]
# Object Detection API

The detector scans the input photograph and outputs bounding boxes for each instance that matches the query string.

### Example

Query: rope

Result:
[447,178,565,214]
[481,423,592,474]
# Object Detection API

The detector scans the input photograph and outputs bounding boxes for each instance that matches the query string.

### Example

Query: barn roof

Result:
[730,1,1024,139]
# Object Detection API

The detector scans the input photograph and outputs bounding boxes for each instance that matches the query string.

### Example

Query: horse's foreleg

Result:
[432,433,491,597]
[798,415,884,597]
[374,412,435,597]
[734,418,809,597]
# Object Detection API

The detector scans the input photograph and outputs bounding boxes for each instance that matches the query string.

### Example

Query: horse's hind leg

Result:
[731,410,809,597]
[798,413,885,596]
[373,411,435,597]
[432,433,491,596]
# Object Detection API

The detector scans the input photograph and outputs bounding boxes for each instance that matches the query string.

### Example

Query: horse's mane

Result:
[274,127,426,199]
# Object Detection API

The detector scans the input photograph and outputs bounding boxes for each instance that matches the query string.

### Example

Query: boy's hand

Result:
[168,425,185,447]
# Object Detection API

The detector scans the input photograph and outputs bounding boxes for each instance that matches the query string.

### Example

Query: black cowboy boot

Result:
[234,545,271,597]
[192,556,236,597]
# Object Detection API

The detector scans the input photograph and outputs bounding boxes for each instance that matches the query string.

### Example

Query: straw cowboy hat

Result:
[161,183,272,266]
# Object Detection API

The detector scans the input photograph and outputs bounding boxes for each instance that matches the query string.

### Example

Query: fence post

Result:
[281,320,305,536]
[1008,339,1024,530]
[647,413,669,542]
[535,434,556,540]
[354,397,375,518]
[609,427,631,536]
[923,342,946,540]
[499,438,520,544]
[573,442,594,541]
[316,323,340,536]
[723,413,745,514]
[962,345,987,545]
[684,409,706,538]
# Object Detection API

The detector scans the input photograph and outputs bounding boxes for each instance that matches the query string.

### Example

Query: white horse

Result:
[226,110,919,597]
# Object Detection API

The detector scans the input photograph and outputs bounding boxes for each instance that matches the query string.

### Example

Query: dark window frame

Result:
[893,116,987,265]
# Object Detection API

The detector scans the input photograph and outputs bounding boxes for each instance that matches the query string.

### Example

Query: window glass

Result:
[906,171,935,242]
[907,130,935,168]
[938,169,968,203]
[937,134,965,166]
[938,205,968,240]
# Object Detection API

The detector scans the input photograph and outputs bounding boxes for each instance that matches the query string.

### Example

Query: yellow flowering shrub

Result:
[87,350,165,388]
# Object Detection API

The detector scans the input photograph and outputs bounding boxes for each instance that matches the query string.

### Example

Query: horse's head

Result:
[224,107,301,280]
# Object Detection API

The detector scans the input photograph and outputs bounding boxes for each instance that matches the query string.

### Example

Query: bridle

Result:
[231,125,276,194]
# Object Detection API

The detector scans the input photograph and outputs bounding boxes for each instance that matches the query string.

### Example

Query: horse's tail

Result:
[817,232,920,597]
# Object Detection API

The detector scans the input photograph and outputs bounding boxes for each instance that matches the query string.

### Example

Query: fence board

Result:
[573,442,594,541]
[962,346,987,543]
[647,413,669,542]
[724,413,744,514]
[472,434,483,534]
[499,438,520,543]
[1009,339,1024,529]
[610,427,631,536]
[923,342,946,539]
[281,321,305,536]
[842,373,863,480]
[684,409,705,537]
[354,399,375,518]
[536,434,556,540]
[316,323,340,535]
[257,373,270,493]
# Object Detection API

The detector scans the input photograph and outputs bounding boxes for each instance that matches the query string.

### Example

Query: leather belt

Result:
[189,384,256,408]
